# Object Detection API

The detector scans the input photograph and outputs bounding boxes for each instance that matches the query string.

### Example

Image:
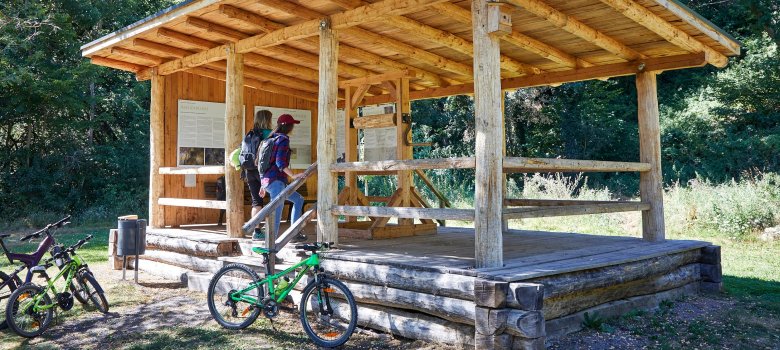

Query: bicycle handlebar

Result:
[20,215,72,242]
[50,234,92,260]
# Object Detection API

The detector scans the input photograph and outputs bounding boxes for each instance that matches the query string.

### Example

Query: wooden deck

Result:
[329,227,710,281]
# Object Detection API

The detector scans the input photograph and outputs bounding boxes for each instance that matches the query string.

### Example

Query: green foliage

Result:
[582,311,614,333]
[0,0,175,225]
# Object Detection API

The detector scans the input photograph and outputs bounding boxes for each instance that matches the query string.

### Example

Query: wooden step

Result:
[187,271,306,306]
[136,259,194,284]
[143,249,225,273]
[146,229,240,257]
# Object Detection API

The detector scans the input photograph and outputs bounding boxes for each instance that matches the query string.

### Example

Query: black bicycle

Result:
[0,216,71,329]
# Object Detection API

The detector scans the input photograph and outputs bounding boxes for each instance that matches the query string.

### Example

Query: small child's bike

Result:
[5,234,108,337]
[207,242,357,348]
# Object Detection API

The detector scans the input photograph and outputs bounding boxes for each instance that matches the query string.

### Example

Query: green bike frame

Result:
[29,253,86,312]
[230,252,320,305]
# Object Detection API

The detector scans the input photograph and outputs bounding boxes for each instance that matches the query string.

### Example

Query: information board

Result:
[254,106,312,169]
[360,103,397,161]
[177,100,244,167]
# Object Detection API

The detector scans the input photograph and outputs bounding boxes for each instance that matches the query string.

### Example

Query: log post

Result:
[397,78,413,225]
[501,91,509,233]
[225,43,245,238]
[317,18,340,244]
[636,71,665,242]
[472,0,504,268]
[345,87,358,223]
[148,69,165,228]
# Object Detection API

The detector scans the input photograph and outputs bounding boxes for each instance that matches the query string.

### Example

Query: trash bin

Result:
[117,218,147,256]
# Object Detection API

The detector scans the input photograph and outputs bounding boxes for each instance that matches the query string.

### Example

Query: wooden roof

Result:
[81,0,740,103]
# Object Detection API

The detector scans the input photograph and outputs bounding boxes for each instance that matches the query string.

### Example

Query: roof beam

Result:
[598,0,729,67]
[189,66,319,101]
[505,0,646,61]
[354,53,706,106]
[251,0,474,79]
[110,47,165,65]
[324,0,540,75]
[139,0,448,79]
[185,16,380,80]
[431,3,593,68]
[91,56,147,72]
[135,35,321,84]
[219,4,445,88]
[649,0,739,55]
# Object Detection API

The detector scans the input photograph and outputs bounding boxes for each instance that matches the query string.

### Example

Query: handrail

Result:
[241,162,318,235]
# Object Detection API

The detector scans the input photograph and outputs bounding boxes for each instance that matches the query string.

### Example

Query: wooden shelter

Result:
[85,0,738,348]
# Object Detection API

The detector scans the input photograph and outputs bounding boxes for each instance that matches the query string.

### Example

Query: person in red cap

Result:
[261,113,306,242]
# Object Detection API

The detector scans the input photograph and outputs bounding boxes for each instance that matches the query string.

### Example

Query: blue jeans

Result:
[265,180,303,234]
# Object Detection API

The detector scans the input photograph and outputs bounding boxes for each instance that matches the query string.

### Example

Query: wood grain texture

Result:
[472,0,504,269]
[317,20,340,244]
[149,71,165,227]
[636,71,665,242]
[224,44,245,238]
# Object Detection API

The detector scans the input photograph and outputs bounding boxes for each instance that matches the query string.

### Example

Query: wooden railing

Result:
[413,169,452,226]
[241,162,318,270]
[330,157,650,173]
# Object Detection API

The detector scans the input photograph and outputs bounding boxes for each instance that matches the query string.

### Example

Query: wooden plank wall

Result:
[162,71,318,227]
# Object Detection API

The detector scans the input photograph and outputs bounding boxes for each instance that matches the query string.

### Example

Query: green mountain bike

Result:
[207,242,358,348]
[5,234,108,337]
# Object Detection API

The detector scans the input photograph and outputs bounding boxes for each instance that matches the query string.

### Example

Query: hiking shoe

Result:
[292,233,307,242]
[252,229,266,241]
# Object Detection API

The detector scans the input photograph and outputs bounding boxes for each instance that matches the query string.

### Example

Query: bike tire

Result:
[76,270,109,314]
[5,284,54,338]
[0,271,21,330]
[299,276,358,348]
[207,263,264,330]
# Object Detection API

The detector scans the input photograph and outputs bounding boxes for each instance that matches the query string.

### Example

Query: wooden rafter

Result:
[251,0,474,80]
[505,0,646,61]
[91,56,147,72]
[598,0,728,67]
[190,66,319,101]
[137,0,447,79]
[110,47,165,65]
[184,16,375,80]
[153,28,324,83]
[431,3,593,68]
[356,53,706,106]
[324,0,541,76]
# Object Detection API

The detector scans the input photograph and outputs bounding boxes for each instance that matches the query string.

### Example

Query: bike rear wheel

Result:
[0,271,21,330]
[75,270,109,314]
[5,284,54,338]
[207,263,264,330]
[299,276,357,348]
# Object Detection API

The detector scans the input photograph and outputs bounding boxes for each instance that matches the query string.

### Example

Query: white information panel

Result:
[360,104,396,161]
[177,100,244,167]
[254,106,312,169]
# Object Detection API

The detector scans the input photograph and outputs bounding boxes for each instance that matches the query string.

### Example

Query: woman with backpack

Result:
[244,110,273,240]
[261,114,306,242]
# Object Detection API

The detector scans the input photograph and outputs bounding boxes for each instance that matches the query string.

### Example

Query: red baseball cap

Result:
[277,114,301,124]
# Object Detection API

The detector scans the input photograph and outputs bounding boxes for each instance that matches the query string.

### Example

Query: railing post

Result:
[224,43,245,238]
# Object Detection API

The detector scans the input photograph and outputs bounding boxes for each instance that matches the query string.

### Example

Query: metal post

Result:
[122,256,127,280]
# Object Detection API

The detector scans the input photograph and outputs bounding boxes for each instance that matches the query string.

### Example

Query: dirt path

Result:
[0,264,455,350]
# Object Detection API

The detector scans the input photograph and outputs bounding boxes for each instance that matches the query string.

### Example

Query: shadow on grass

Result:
[125,327,231,350]
[723,275,780,312]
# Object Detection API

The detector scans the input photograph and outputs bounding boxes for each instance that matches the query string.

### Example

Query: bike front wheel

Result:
[0,271,21,330]
[207,263,263,330]
[75,270,109,314]
[299,276,358,348]
[5,284,54,338]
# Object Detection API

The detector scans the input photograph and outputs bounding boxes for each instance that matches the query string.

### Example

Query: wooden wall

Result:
[162,71,318,227]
